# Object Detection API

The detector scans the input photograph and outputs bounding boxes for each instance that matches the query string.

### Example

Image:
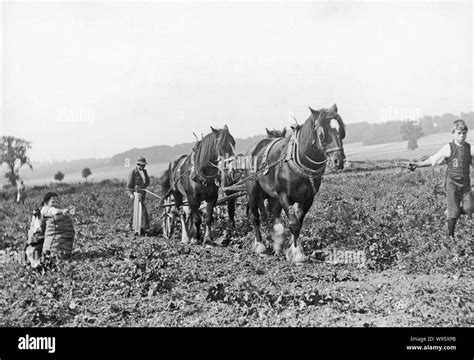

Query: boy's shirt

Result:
[429,141,474,167]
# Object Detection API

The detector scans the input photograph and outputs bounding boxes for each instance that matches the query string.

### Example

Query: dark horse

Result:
[245,104,346,263]
[159,125,235,245]
[219,126,289,229]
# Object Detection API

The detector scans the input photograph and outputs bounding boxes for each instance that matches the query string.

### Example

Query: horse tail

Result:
[158,167,171,205]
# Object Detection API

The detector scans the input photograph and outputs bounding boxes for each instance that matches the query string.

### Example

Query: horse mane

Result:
[216,127,235,156]
[192,127,235,174]
[193,132,219,171]
[298,114,318,148]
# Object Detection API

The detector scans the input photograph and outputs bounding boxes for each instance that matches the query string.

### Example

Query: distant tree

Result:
[0,136,33,187]
[82,167,92,182]
[400,121,424,151]
[54,171,65,182]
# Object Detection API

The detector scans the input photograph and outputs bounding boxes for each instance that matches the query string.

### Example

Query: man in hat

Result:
[126,156,151,232]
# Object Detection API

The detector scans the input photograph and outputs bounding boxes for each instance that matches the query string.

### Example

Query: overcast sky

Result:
[1,1,472,162]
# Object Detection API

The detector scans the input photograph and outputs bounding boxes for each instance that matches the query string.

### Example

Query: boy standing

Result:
[409,119,473,239]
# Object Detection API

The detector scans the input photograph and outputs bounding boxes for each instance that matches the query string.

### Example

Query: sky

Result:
[1,0,472,162]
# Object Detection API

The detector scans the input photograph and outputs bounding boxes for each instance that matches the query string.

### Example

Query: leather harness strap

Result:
[261,137,286,171]
[284,129,328,192]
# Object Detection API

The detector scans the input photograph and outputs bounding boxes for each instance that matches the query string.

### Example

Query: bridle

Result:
[305,113,344,165]
[314,113,345,155]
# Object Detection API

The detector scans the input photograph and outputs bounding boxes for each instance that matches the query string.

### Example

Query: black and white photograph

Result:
[0,0,472,355]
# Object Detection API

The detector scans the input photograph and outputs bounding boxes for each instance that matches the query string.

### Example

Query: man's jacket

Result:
[127,167,150,196]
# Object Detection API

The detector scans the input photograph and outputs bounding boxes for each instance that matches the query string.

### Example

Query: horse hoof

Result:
[190,238,200,245]
[273,242,284,255]
[204,242,217,248]
[219,238,231,247]
[285,251,307,264]
[253,242,267,255]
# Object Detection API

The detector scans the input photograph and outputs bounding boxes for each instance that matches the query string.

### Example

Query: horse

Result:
[159,125,235,246]
[245,104,346,264]
[219,127,290,228]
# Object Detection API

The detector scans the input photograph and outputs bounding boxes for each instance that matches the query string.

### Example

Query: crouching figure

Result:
[40,192,75,260]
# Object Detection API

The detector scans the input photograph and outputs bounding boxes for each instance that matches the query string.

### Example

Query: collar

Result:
[286,128,327,181]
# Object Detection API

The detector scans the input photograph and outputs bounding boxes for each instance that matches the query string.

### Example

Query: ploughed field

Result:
[1,168,472,327]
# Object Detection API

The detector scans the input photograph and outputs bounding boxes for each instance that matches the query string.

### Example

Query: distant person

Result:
[409,119,473,239]
[126,156,150,232]
[16,180,27,204]
[40,192,76,259]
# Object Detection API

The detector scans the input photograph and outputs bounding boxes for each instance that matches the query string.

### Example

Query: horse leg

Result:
[174,193,190,244]
[222,196,235,245]
[285,202,311,264]
[227,194,236,228]
[203,200,217,247]
[247,181,267,255]
[258,198,268,221]
[180,212,189,243]
[278,194,306,264]
[189,201,202,245]
[269,200,285,255]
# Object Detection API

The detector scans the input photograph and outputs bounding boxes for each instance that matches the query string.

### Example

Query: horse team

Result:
[159,104,346,264]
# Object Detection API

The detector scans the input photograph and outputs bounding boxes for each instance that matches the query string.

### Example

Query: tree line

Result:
[111,112,474,163]
[344,112,474,146]
[2,111,472,186]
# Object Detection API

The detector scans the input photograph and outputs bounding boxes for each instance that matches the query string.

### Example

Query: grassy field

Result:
[344,131,474,161]
[1,168,472,327]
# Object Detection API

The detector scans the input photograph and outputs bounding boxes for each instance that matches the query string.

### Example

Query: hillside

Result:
[109,134,264,166]
[345,131,474,162]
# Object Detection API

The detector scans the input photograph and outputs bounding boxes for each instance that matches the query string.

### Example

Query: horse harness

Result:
[217,129,335,193]
[283,128,328,192]
[189,148,221,187]
[186,126,341,194]
[261,137,286,173]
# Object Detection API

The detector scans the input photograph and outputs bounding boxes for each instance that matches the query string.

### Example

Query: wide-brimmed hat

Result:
[136,157,148,165]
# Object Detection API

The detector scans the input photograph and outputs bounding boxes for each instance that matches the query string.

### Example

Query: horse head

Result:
[308,104,346,170]
[265,127,287,138]
[211,125,235,160]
